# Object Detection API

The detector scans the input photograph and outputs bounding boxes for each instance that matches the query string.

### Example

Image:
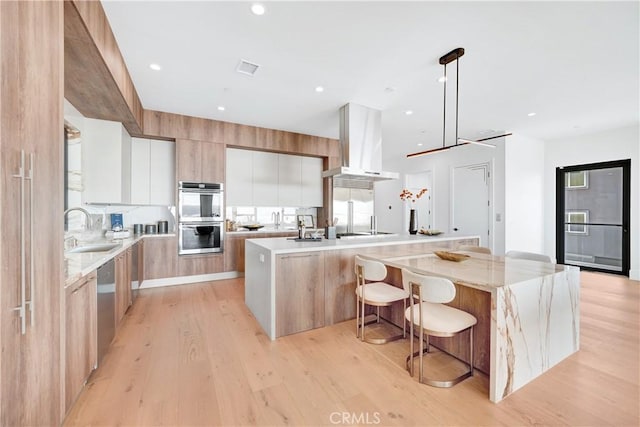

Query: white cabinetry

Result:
[82,118,131,204]
[253,150,279,206]
[278,153,302,206]
[226,148,253,206]
[301,156,323,207]
[226,148,323,207]
[131,138,175,205]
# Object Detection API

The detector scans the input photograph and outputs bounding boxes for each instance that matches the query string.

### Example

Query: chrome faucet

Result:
[271,211,281,229]
[64,207,93,232]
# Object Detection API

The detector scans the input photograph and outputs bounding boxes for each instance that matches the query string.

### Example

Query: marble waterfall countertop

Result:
[64,234,175,287]
[366,251,581,403]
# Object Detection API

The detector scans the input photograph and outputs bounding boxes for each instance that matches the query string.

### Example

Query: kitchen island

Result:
[244,234,479,339]
[367,252,580,402]
[245,236,580,403]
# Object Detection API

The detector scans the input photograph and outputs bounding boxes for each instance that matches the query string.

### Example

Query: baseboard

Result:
[629,269,639,281]
[140,271,242,289]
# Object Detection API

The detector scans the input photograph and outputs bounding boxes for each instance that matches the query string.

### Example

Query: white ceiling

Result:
[101,1,639,162]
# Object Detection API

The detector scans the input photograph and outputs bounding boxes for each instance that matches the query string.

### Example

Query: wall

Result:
[376,138,506,254]
[543,124,639,280]
[504,134,546,255]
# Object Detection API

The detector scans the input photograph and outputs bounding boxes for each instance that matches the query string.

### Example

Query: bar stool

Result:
[505,250,551,263]
[456,244,492,254]
[354,255,410,344]
[402,268,477,387]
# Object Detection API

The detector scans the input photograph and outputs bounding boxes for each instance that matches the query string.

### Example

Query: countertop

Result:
[368,252,568,291]
[226,227,299,235]
[64,233,175,287]
[245,233,479,254]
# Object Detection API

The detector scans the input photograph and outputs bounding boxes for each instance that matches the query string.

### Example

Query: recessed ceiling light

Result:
[438,76,447,83]
[149,63,162,71]
[528,112,537,117]
[315,86,324,93]
[405,110,413,115]
[417,143,423,146]
[217,106,225,111]
[251,3,265,15]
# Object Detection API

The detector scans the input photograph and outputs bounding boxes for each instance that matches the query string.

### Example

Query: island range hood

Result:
[322,103,399,181]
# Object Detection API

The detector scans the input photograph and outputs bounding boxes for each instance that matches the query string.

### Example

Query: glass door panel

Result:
[557,160,630,276]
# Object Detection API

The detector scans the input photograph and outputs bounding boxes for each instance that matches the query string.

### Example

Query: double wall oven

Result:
[178,182,224,255]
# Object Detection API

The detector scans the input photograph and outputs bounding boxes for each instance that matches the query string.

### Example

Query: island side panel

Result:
[275,252,325,337]
[245,240,275,339]
[491,266,580,402]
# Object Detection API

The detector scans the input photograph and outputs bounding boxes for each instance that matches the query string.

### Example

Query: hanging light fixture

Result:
[407,48,510,158]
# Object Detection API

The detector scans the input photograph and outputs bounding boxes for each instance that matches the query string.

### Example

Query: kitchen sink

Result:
[65,242,121,254]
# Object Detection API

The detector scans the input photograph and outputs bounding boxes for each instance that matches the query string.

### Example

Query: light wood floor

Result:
[64,272,639,426]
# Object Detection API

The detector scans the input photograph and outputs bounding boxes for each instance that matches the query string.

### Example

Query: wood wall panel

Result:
[68,0,143,132]
[144,110,224,143]
[1,1,64,424]
[144,109,340,159]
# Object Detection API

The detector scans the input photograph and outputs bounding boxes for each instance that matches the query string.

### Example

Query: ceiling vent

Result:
[236,59,260,76]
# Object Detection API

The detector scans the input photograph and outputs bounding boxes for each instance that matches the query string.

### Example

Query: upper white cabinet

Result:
[278,153,302,206]
[226,148,323,207]
[131,138,175,205]
[82,118,131,204]
[253,150,279,206]
[226,148,253,206]
[301,156,323,207]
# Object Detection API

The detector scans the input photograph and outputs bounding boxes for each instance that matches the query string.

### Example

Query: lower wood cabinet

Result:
[275,252,325,337]
[178,253,224,276]
[65,272,97,412]
[225,232,297,272]
[115,249,132,325]
[143,236,178,280]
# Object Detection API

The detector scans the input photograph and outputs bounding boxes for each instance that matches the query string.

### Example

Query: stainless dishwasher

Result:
[96,258,116,366]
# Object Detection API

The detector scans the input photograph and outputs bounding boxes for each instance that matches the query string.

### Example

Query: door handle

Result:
[12,150,27,334]
[453,228,459,231]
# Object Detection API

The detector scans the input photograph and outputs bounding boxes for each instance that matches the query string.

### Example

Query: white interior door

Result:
[451,163,490,247]
[405,171,433,231]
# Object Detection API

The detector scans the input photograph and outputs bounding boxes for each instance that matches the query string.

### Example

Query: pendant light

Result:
[407,48,510,158]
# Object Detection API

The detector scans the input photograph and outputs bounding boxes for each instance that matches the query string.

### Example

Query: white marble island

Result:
[369,252,580,403]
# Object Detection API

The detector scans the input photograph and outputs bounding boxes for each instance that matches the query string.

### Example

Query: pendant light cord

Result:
[455,53,459,146]
[442,63,447,149]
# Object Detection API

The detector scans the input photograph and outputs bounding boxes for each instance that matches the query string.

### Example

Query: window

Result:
[565,210,589,234]
[565,171,589,189]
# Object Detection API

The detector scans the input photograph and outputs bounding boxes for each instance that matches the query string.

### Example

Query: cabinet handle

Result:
[11,150,27,334]
[26,153,34,327]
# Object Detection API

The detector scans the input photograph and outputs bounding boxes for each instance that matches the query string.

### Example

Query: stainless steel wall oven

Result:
[178,182,224,254]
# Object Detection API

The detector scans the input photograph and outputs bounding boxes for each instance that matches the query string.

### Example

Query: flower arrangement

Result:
[400,188,428,203]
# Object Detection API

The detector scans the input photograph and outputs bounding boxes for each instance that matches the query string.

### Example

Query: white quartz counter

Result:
[64,234,175,287]
[226,227,298,235]
[245,233,477,254]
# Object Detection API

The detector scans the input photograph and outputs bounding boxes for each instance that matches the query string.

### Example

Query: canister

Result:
[145,224,157,234]
[157,220,169,234]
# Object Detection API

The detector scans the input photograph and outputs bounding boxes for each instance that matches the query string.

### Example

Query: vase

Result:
[409,208,417,235]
